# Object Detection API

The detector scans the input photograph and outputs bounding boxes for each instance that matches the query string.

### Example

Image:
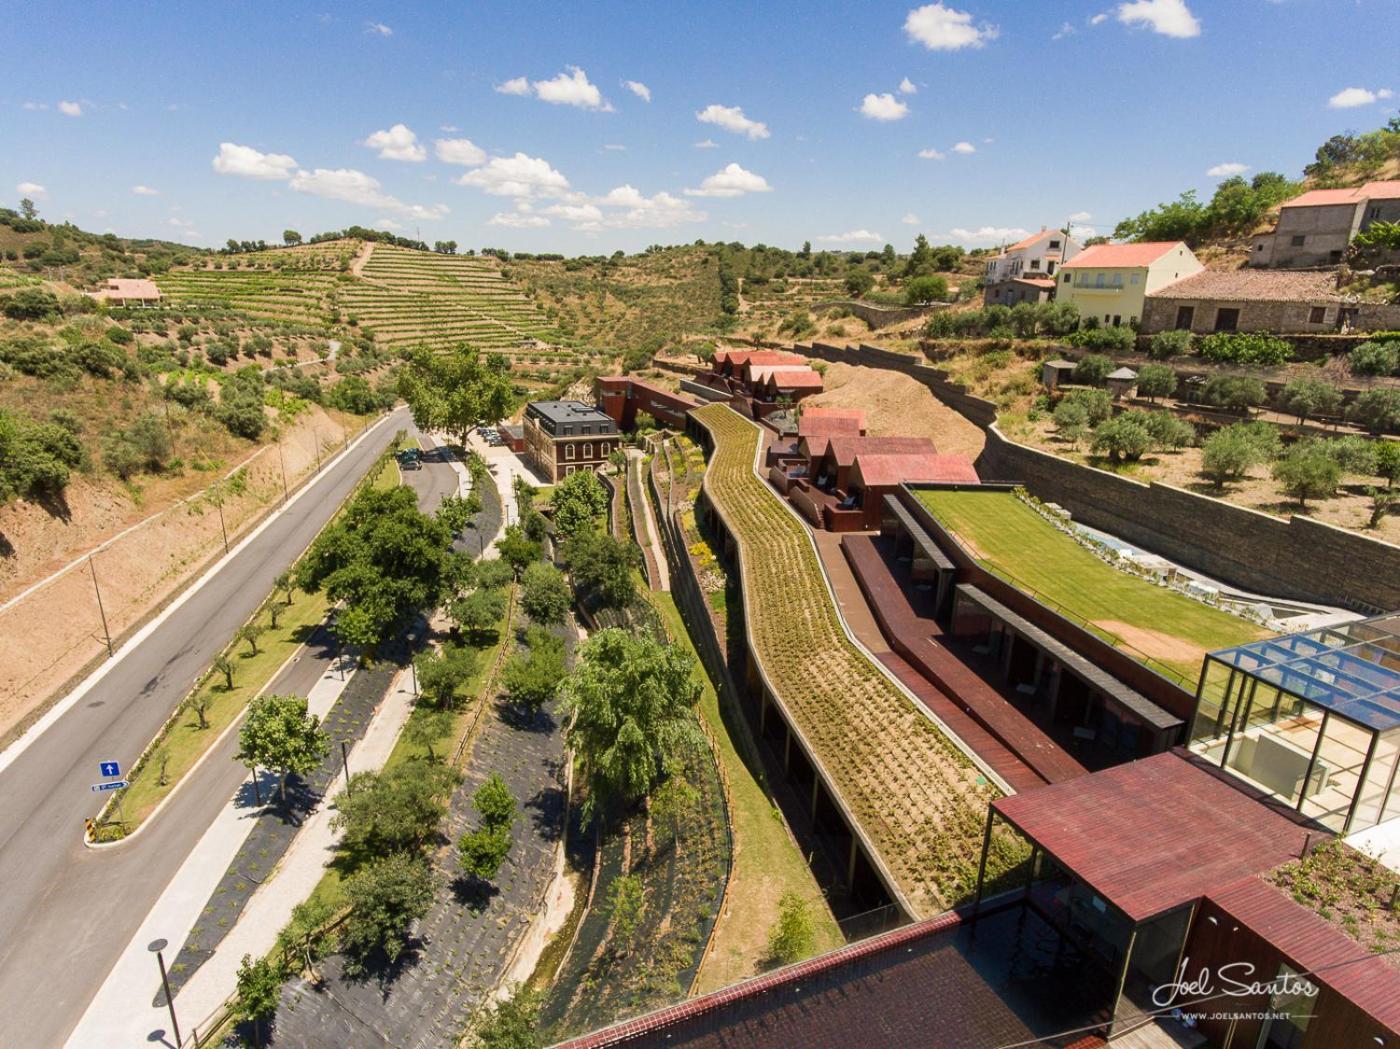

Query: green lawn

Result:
[915,489,1268,681]
[649,592,842,990]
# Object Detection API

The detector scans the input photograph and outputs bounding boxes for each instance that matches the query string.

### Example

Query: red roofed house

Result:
[983,227,1081,305]
[797,406,866,438]
[1252,180,1400,269]
[1057,241,1203,329]
[87,278,162,306]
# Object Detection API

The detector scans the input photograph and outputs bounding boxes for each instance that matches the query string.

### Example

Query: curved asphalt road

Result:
[0,406,465,1048]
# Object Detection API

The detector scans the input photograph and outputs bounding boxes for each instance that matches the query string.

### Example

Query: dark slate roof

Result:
[526,399,614,425]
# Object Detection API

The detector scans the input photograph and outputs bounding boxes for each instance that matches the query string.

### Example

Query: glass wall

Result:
[1351,735,1400,831]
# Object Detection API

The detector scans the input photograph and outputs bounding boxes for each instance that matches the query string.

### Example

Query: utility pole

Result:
[88,555,113,658]
[278,441,289,503]
[215,498,229,554]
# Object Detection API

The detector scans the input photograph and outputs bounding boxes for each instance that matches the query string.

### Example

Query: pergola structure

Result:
[1188,612,1400,834]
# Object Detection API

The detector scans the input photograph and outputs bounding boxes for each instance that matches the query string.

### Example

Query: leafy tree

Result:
[1272,444,1341,508]
[1052,399,1090,449]
[238,621,266,655]
[458,775,517,883]
[844,271,874,298]
[561,628,701,818]
[1200,424,1276,489]
[282,229,302,246]
[1058,388,1113,427]
[1068,326,1135,353]
[398,346,515,445]
[497,524,542,577]
[332,761,458,853]
[651,769,699,844]
[403,707,454,761]
[607,874,645,956]
[501,628,568,714]
[1039,300,1080,337]
[1201,375,1266,413]
[1072,354,1114,386]
[471,986,543,1049]
[904,275,948,305]
[520,562,570,625]
[1321,435,1376,476]
[18,197,38,220]
[341,853,435,973]
[1366,487,1398,529]
[452,586,507,640]
[903,234,934,278]
[437,493,478,535]
[1348,389,1400,435]
[562,529,639,611]
[1348,341,1400,377]
[1374,441,1400,488]
[233,954,281,1047]
[1090,413,1153,463]
[1,287,60,321]
[415,640,480,710]
[551,469,608,538]
[1135,364,1178,403]
[296,486,451,647]
[1113,189,1206,243]
[190,692,212,730]
[1009,301,1038,339]
[1278,378,1343,423]
[235,694,330,803]
[275,895,338,982]
[213,653,235,691]
[1142,410,1195,451]
[766,892,816,966]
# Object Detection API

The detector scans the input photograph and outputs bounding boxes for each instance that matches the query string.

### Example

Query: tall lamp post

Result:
[148,938,182,1047]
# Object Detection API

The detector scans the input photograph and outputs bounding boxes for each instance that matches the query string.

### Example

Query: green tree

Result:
[904,274,948,305]
[452,586,507,640]
[1273,444,1341,508]
[1200,424,1276,489]
[18,197,38,220]
[766,891,816,966]
[844,271,874,298]
[471,986,543,1049]
[1052,399,1090,449]
[561,629,701,818]
[607,873,645,956]
[437,493,479,535]
[1072,354,1114,386]
[415,641,480,710]
[1058,388,1113,426]
[1348,341,1399,378]
[1135,364,1178,403]
[235,694,330,803]
[1142,410,1196,451]
[332,761,458,853]
[458,775,517,883]
[275,894,338,982]
[238,621,266,656]
[1366,487,1398,529]
[213,653,235,691]
[398,346,515,446]
[562,529,639,611]
[233,954,282,1047]
[551,469,609,538]
[282,229,302,246]
[1348,389,1400,435]
[1201,375,1266,414]
[496,524,542,578]
[651,768,699,845]
[903,234,934,278]
[1278,378,1343,424]
[520,561,570,625]
[1148,329,1192,360]
[1374,441,1400,488]
[341,853,436,973]
[501,628,568,714]
[1090,413,1154,463]
[403,707,454,762]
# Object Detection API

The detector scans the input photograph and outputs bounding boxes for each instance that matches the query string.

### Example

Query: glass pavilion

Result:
[1188,612,1400,834]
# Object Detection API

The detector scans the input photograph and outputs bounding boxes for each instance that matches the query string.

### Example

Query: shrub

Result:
[0,408,86,504]
[1090,413,1154,463]
[904,275,948,305]
[1,287,61,321]
[1058,387,1113,426]
[1148,329,1193,359]
[1201,375,1266,412]
[1348,340,1400,377]
[1273,443,1341,508]
[1052,399,1090,447]
[1039,300,1080,337]
[767,892,816,966]
[1348,389,1400,434]
[1198,332,1293,366]
[1199,422,1278,489]
[1071,354,1115,386]
[102,414,172,479]
[844,271,874,298]
[1068,326,1134,353]
[1135,363,1178,402]
[1142,410,1195,451]
[1277,378,1343,423]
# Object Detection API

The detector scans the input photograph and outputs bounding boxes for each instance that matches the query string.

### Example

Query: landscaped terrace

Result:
[691,402,1024,918]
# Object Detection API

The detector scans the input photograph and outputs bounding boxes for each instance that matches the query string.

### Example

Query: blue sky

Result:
[4,1,1397,254]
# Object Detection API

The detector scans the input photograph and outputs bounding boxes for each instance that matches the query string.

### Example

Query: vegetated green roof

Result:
[1268,839,1400,969]
[693,403,1024,917]
[915,487,1269,682]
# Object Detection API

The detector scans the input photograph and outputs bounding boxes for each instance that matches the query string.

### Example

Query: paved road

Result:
[0,407,443,1048]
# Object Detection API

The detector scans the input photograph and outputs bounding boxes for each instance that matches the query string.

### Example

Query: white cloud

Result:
[694,138,720,149]
[1069,210,1093,222]
[859,93,910,121]
[1328,86,1393,109]
[952,141,977,154]
[1052,21,1075,39]
[495,77,531,96]
[365,21,392,36]
[22,101,48,111]
[131,184,159,196]
[489,211,550,228]
[623,80,651,102]
[918,148,946,160]
[1116,0,1200,38]
[58,100,82,117]
[16,181,46,198]
[947,225,1032,244]
[362,123,426,162]
[167,217,194,229]
[376,218,404,231]
[684,163,773,198]
[585,186,705,230]
[1089,12,1110,25]
[816,230,885,244]
[695,104,770,140]
[603,143,626,151]
[212,142,298,180]
[543,202,604,223]
[439,124,459,132]
[456,153,570,198]
[902,212,921,225]
[899,77,918,95]
[289,167,448,220]
[1207,161,1249,177]
[904,3,999,51]
[434,137,487,166]
[533,67,612,110]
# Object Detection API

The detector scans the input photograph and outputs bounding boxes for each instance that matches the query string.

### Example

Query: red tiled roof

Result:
[1012,277,1057,289]
[798,407,866,438]
[93,277,162,300]
[1060,241,1187,270]
[1003,229,1056,254]
[825,435,938,467]
[992,751,1313,923]
[1208,877,1400,1033]
[766,369,824,390]
[1280,187,1363,208]
[1148,268,1341,303]
[1362,179,1400,201]
[853,452,979,488]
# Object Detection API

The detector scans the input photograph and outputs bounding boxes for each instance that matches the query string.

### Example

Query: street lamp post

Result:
[148,938,182,1047]
[340,740,353,795]
[411,659,419,698]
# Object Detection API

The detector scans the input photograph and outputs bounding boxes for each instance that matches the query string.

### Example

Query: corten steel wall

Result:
[594,377,698,430]
[790,341,1400,612]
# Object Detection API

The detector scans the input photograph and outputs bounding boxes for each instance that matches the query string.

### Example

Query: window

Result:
[1047,261,1056,275]
[565,464,575,476]
[1214,307,1240,332]
[600,442,609,455]
[583,442,593,458]
[1063,273,1072,283]
[1308,306,1326,324]
[1328,249,1343,263]
[565,443,576,460]
[581,425,591,435]
[1174,306,1195,330]
[1290,234,1306,247]
[1049,239,1061,250]
[1111,315,1122,327]
[1130,274,1139,284]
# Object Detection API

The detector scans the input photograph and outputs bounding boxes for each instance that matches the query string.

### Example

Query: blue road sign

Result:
[91,779,128,793]
[99,760,121,778]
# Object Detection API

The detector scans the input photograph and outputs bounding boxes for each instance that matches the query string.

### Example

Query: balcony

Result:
[1070,281,1126,294]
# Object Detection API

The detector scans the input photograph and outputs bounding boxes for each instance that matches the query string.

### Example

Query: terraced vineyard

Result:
[692,402,1025,917]
[156,268,342,325]
[345,243,565,356]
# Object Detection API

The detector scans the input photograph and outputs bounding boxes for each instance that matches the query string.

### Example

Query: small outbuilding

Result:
[1105,366,1138,401]
[1040,359,1077,391]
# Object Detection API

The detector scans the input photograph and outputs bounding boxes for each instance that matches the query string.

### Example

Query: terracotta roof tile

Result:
[1060,241,1187,270]
[853,453,979,487]
[1149,268,1341,302]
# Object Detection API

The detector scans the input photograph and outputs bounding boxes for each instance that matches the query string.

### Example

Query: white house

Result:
[983,229,1081,305]
[1056,241,1203,328]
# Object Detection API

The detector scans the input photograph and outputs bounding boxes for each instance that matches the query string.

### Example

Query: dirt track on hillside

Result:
[803,361,986,459]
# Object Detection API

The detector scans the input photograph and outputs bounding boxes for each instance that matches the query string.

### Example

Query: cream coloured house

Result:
[1056,241,1202,328]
